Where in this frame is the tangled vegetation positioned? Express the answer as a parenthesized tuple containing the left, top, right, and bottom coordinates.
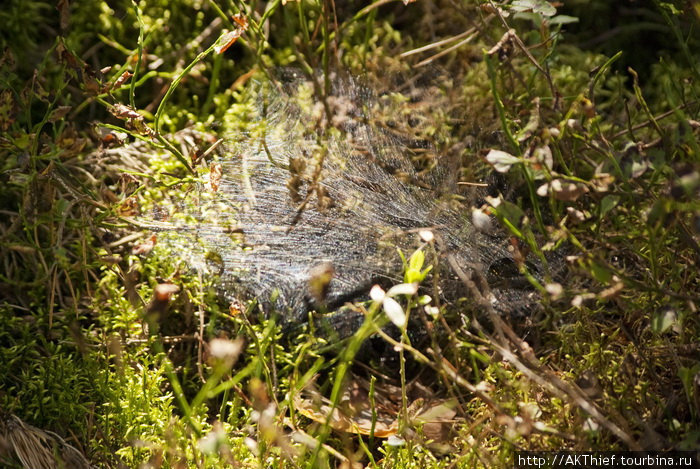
(1, 0, 699, 467)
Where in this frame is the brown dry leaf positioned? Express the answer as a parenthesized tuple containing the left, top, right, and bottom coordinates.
(599, 281, 624, 300)
(210, 162, 222, 192)
(154, 283, 180, 302)
(591, 172, 614, 192)
(215, 14, 249, 54)
(0, 412, 92, 469)
(307, 261, 335, 304)
(112, 70, 133, 90)
(127, 116, 156, 137)
(232, 13, 248, 29)
(57, 0, 70, 31)
(411, 399, 458, 443)
(110, 103, 141, 120)
(294, 376, 459, 441)
(118, 196, 140, 216)
(56, 39, 102, 95)
(228, 299, 246, 316)
(249, 377, 270, 411)
(294, 390, 399, 437)
(132, 234, 157, 255)
(215, 30, 242, 54)
(48, 106, 72, 123)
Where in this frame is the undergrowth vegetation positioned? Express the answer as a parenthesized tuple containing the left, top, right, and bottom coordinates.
(1, 0, 699, 467)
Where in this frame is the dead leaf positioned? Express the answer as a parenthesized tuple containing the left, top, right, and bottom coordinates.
(112, 70, 133, 91)
(308, 262, 335, 304)
(209, 162, 222, 192)
(215, 14, 249, 54)
(57, 0, 70, 31)
(110, 103, 141, 120)
(48, 106, 72, 123)
(591, 171, 614, 192)
(294, 375, 460, 442)
(232, 13, 248, 29)
(536, 179, 589, 201)
(599, 281, 624, 300)
(132, 234, 157, 255)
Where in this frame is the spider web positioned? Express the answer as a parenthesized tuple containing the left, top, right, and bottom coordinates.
(150, 73, 524, 328)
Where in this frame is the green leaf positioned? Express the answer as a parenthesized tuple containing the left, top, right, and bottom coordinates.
(511, 0, 557, 16)
(599, 195, 620, 218)
(493, 200, 526, 235)
(589, 260, 612, 284)
(658, 2, 682, 15)
(405, 248, 432, 283)
(549, 15, 579, 26)
(650, 308, 678, 334)
(408, 248, 424, 272)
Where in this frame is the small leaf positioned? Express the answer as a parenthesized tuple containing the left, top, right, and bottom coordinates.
(209, 162, 222, 192)
(112, 70, 133, 90)
(651, 307, 678, 334)
(532, 145, 553, 173)
(110, 103, 141, 119)
(132, 234, 157, 255)
(545, 282, 563, 299)
(387, 283, 418, 297)
(405, 249, 432, 283)
(308, 262, 335, 304)
(383, 297, 406, 328)
(485, 149, 520, 173)
(409, 249, 424, 271)
(48, 106, 72, 123)
(232, 12, 249, 29)
(215, 29, 243, 54)
(215, 14, 249, 54)
(549, 15, 579, 25)
(511, 0, 557, 16)
(494, 200, 526, 230)
(599, 195, 620, 218)
(209, 337, 244, 362)
(588, 260, 612, 284)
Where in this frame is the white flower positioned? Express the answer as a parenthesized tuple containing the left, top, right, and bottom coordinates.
(418, 229, 434, 242)
(370, 285, 386, 302)
(382, 297, 407, 328)
(370, 284, 415, 328)
(387, 283, 418, 296)
(485, 149, 520, 173)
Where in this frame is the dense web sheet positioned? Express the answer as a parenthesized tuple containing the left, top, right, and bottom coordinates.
(147, 73, 532, 330)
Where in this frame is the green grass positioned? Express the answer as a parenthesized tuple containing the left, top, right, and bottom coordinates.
(1, 0, 699, 467)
